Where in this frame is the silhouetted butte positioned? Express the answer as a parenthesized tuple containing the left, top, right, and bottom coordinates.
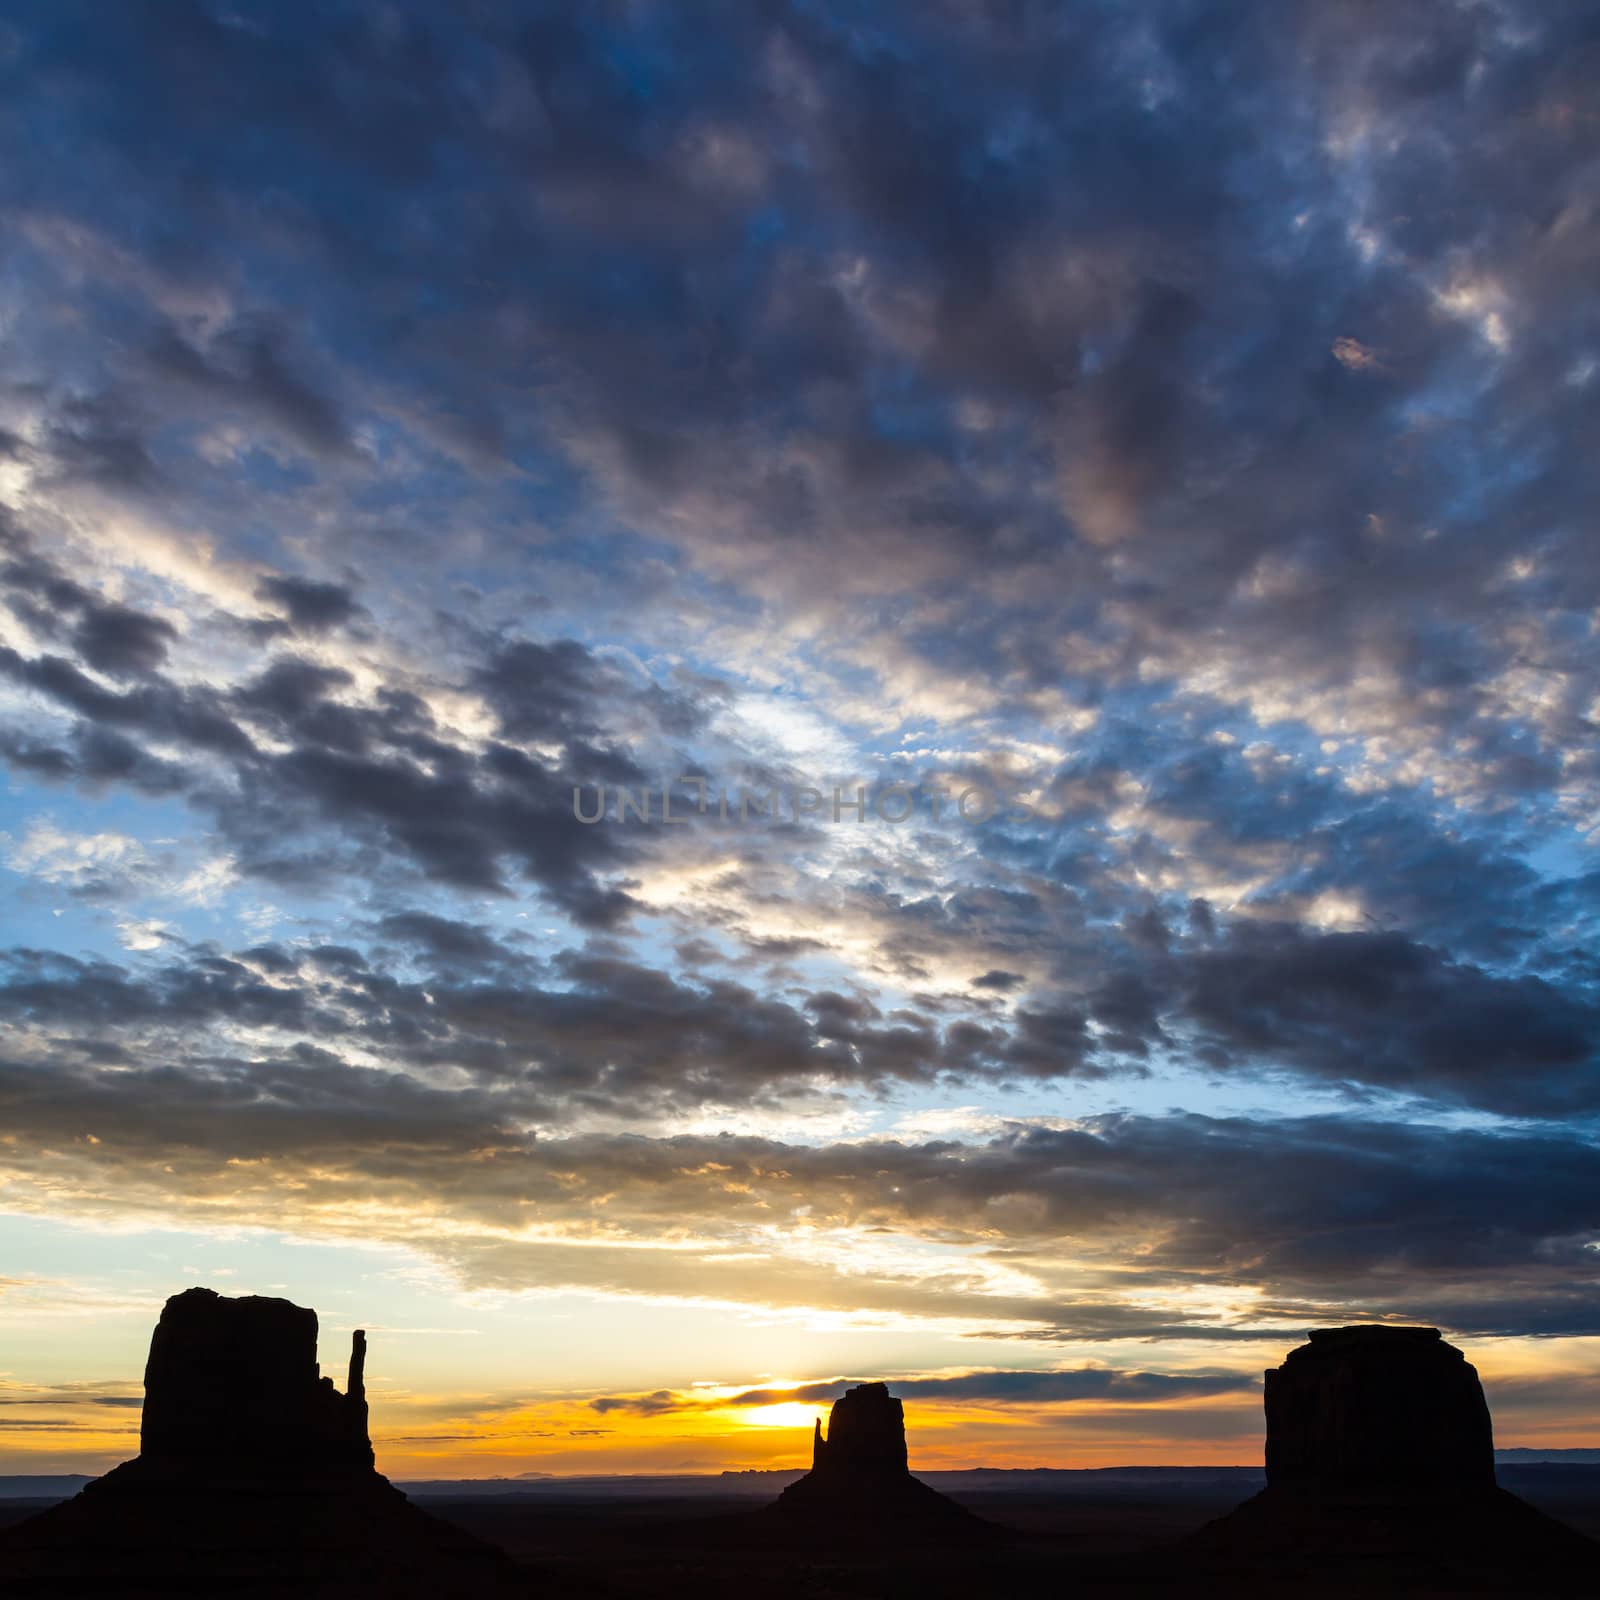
(140, 1286, 374, 1473)
(1184, 1325, 1598, 1592)
(759, 1381, 992, 1542)
(0, 1286, 512, 1597)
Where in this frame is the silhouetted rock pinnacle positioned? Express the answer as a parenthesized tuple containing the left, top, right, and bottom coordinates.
(1183, 1325, 1598, 1593)
(0, 1286, 512, 1597)
(765, 1381, 992, 1541)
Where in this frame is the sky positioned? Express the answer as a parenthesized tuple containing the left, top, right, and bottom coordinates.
(0, 0, 1597, 1479)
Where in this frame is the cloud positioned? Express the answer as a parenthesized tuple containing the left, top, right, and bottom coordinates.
(1, 522, 648, 923)
(590, 1367, 1257, 1414)
(0, 0, 1596, 1407)
(0, 997, 1597, 1340)
(145, 316, 352, 461)
(71, 604, 177, 677)
(0, 873, 1593, 1124)
(254, 574, 365, 635)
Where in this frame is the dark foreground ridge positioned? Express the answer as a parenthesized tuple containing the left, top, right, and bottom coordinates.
(1180, 1325, 1599, 1593)
(0, 1286, 514, 1598)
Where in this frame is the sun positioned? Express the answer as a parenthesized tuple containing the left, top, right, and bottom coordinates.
(735, 1402, 822, 1430)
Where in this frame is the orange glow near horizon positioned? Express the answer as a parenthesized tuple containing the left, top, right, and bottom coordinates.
(736, 1402, 822, 1430)
(7, 1338, 1600, 1482)
(0, 1391, 1270, 1478)
(366, 1395, 1274, 1478)
(8, 1390, 1600, 1481)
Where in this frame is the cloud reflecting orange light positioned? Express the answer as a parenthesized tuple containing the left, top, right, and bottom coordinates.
(7, 1345, 1600, 1480)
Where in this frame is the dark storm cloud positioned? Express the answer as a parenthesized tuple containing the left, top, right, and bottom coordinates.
(254, 574, 365, 635)
(473, 639, 620, 746)
(0, 627, 642, 924)
(0, 723, 188, 796)
(373, 911, 531, 972)
(0, 645, 256, 759)
(1172, 924, 1599, 1116)
(212, 627, 733, 922)
(2, 867, 1593, 1116)
(0, 514, 647, 923)
(0, 937, 1103, 1106)
(2, 525, 176, 677)
(225, 735, 638, 925)
(2, 1032, 1598, 1335)
(145, 316, 352, 460)
(0, 946, 335, 1033)
(1048, 723, 1581, 968)
(473, 638, 728, 752)
(232, 657, 356, 726)
(71, 604, 178, 677)
(38, 393, 163, 495)
(436, 1116, 1600, 1339)
(973, 970, 1024, 993)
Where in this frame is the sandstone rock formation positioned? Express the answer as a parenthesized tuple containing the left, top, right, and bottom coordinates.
(766, 1381, 990, 1540)
(0, 1286, 512, 1597)
(1184, 1325, 1597, 1592)
(806, 1380, 909, 1476)
(140, 1287, 375, 1473)
(1263, 1323, 1494, 1496)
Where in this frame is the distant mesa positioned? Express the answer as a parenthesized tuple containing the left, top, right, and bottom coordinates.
(0, 1286, 513, 1596)
(1184, 1325, 1599, 1589)
(761, 1381, 993, 1541)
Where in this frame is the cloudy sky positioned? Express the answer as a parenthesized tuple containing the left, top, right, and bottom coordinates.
(1, 0, 1598, 1477)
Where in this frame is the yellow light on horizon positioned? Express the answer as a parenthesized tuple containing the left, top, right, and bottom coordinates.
(736, 1402, 820, 1430)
